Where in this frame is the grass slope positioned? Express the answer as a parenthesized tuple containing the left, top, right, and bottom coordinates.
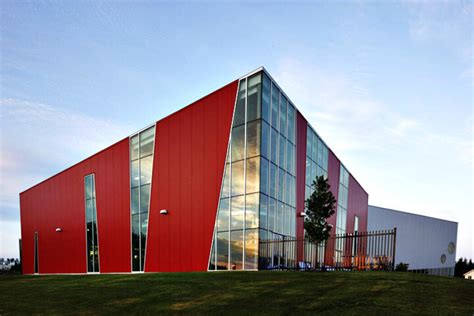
(1, 271, 473, 315)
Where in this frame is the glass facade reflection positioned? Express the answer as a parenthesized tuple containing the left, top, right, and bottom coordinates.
(130, 126, 155, 272)
(85, 174, 99, 272)
(209, 70, 297, 271)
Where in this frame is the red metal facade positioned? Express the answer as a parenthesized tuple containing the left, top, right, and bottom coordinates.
(19, 71, 369, 274)
(20, 139, 130, 274)
(145, 81, 238, 272)
(295, 111, 307, 261)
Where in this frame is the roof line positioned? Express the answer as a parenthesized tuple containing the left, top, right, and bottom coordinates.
(369, 205, 458, 224)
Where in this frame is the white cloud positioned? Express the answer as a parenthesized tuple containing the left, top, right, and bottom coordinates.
(272, 57, 473, 258)
(0, 98, 133, 257)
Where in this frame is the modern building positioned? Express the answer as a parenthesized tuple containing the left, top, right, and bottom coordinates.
(368, 205, 458, 276)
(19, 67, 369, 274)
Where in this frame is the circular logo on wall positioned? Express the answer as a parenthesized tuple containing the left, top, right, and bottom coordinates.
(448, 242, 455, 254)
(440, 254, 447, 264)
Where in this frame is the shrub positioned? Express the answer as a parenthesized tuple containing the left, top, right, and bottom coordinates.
(395, 262, 409, 272)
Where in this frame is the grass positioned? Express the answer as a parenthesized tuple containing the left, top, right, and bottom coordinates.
(1, 271, 473, 315)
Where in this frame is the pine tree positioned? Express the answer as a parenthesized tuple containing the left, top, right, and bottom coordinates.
(304, 175, 337, 243)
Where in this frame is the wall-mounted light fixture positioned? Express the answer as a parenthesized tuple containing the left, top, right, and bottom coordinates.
(56, 228, 62, 232)
(160, 209, 168, 215)
(299, 212, 306, 217)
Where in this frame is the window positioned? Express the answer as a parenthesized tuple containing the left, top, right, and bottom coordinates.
(279, 94, 287, 137)
(246, 157, 260, 194)
(246, 120, 261, 158)
(217, 199, 230, 232)
(247, 74, 261, 122)
(231, 160, 244, 196)
(130, 126, 155, 272)
(231, 125, 245, 161)
(230, 230, 243, 270)
(85, 174, 99, 273)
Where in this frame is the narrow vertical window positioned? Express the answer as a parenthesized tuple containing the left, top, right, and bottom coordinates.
(85, 174, 99, 273)
(130, 126, 155, 272)
(34, 232, 39, 274)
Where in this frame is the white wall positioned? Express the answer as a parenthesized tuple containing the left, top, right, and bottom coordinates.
(368, 205, 458, 271)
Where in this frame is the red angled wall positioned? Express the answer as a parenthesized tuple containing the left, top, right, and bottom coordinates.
(346, 175, 368, 234)
(295, 111, 307, 261)
(19, 139, 131, 274)
(145, 81, 238, 272)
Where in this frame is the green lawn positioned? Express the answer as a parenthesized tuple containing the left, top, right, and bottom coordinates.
(1, 271, 473, 315)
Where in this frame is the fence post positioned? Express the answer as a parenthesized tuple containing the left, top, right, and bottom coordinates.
(392, 227, 397, 271)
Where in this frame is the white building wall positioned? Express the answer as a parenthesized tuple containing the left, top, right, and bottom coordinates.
(368, 205, 457, 276)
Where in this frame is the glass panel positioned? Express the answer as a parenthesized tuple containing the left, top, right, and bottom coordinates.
(286, 140, 292, 173)
(86, 199, 94, 222)
(287, 104, 295, 143)
(209, 238, 216, 270)
(86, 221, 93, 272)
(285, 172, 292, 205)
(268, 198, 276, 232)
(244, 229, 258, 270)
(261, 120, 270, 159)
(230, 196, 244, 230)
(247, 74, 261, 122)
(278, 168, 285, 202)
(140, 127, 155, 158)
(279, 94, 287, 137)
(217, 198, 230, 232)
(277, 201, 284, 234)
(132, 214, 140, 271)
(317, 137, 323, 166)
(231, 160, 244, 196)
(305, 157, 311, 187)
(131, 187, 139, 214)
(140, 213, 148, 271)
(279, 135, 285, 170)
(311, 161, 317, 185)
(246, 157, 260, 194)
(231, 125, 245, 162)
(245, 193, 259, 229)
(306, 126, 312, 158)
(270, 128, 278, 164)
(259, 194, 268, 231)
(130, 135, 139, 161)
(246, 120, 260, 158)
(312, 132, 318, 162)
(230, 230, 243, 270)
(260, 157, 269, 195)
(262, 73, 270, 123)
(85, 175, 92, 199)
(323, 145, 329, 171)
(131, 160, 140, 188)
(271, 83, 279, 129)
(269, 163, 277, 198)
(140, 184, 150, 213)
(234, 80, 246, 127)
(140, 156, 153, 185)
(222, 164, 230, 198)
(217, 232, 229, 270)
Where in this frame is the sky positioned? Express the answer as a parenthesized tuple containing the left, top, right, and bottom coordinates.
(0, 1, 472, 260)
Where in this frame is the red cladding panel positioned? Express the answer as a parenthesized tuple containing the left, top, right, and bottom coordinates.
(19, 139, 131, 274)
(295, 111, 307, 262)
(145, 81, 238, 272)
(346, 175, 368, 233)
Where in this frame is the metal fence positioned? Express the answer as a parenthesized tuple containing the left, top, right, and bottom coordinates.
(259, 228, 397, 271)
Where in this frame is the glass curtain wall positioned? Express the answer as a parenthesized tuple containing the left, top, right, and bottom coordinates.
(258, 72, 297, 269)
(85, 174, 99, 272)
(208, 70, 297, 271)
(303, 127, 329, 264)
(335, 165, 349, 264)
(130, 126, 155, 272)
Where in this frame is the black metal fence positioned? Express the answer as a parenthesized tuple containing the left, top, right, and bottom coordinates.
(259, 228, 397, 271)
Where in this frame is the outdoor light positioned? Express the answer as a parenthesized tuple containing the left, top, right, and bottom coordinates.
(160, 209, 168, 215)
(55, 228, 62, 232)
(299, 212, 306, 217)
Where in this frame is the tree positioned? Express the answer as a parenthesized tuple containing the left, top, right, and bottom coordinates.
(304, 175, 337, 243)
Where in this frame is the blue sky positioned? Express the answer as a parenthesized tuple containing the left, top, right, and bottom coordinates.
(1, 1, 472, 259)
